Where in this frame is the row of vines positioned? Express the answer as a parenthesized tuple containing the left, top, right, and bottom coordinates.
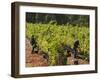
(26, 22, 89, 66)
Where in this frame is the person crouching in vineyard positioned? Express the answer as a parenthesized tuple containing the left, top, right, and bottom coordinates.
(72, 40, 80, 65)
(31, 35, 39, 54)
(73, 40, 80, 58)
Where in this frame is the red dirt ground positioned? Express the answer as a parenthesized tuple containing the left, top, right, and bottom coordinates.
(25, 38, 48, 67)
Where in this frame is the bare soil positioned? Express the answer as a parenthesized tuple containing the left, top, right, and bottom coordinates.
(26, 38, 48, 67)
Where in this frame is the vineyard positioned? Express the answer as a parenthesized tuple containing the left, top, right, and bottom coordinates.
(26, 22, 89, 66)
